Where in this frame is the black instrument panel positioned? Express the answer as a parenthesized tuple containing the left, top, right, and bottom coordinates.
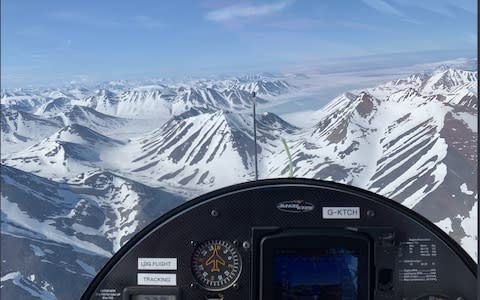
(81, 179, 477, 300)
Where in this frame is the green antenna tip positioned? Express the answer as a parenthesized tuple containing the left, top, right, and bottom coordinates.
(281, 138, 294, 177)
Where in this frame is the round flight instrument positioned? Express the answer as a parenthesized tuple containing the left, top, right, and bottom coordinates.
(191, 240, 242, 291)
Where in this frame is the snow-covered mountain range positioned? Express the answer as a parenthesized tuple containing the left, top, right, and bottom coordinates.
(1, 62, 477, 299)
(1, 165, 183, 299)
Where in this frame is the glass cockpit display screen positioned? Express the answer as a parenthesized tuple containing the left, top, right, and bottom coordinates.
(273, 249, 358, 300)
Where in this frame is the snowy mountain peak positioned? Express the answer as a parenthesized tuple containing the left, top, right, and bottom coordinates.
(234, 79, 291, 95)
(124, 108, 298, 189)
(54, 124, 123, 146)
(36, 97, 71, 115)
(392, 72, 429, 88)
(1, 107, 63, 154)
(59, 105, 129, 133)
(258, 112, 299, 133)
(423, 68, 478, 93)
(355, 92, 378, 117)
(3, 123, 123, 179)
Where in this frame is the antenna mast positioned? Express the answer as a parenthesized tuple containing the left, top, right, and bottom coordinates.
(252, 91, 258, 180)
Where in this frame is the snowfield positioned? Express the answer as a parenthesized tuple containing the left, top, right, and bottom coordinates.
(1, 59, 477, 299)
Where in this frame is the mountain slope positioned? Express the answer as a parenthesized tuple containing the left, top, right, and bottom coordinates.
(59, 105, 129, 134)
(1, 165, 184, 299)
(1, 106, 64, 155)
(2, 124, 124, 179)
(266, 68, 477, 258)
(120, 109, 299, 190)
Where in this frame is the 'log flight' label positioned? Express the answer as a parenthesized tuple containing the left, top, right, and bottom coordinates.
(138, 258, 177, 270)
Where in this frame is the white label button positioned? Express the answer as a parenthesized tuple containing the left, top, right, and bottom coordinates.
(137, 273, 177, 286)
(138, 258, 177, 270)
(323, 207, 360, 219)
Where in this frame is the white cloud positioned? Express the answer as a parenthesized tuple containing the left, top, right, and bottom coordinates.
(363, 0, 475, 20)
(49, 12, 163, 30)
(390, 0, 476, 17)
(206, 0, 292, 22)
(362, 0, 404, 17)
(361, 0, 421, 23)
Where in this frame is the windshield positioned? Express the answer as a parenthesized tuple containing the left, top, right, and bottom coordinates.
(1, 1, 477, 299)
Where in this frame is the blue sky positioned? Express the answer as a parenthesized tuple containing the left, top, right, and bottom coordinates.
(1, 0, 477, 88)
